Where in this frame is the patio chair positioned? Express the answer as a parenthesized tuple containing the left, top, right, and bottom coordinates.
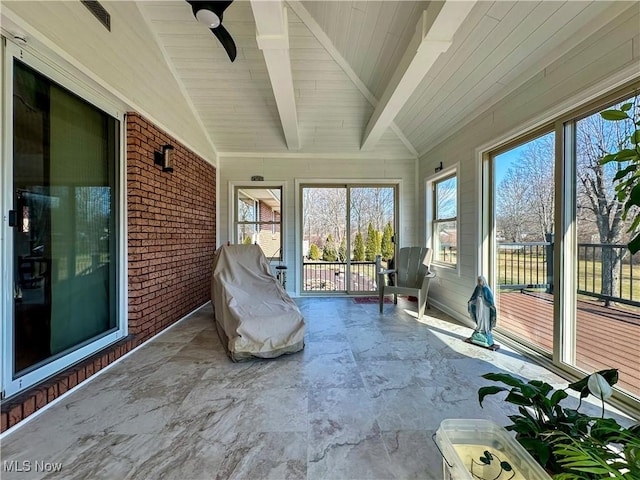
(376, 247, 436, 320)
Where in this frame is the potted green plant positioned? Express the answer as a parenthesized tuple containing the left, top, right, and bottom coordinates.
(478, 369, 640, 478)
(599, 100, 640, 253)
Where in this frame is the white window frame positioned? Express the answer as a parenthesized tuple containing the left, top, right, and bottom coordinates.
(294, 178, 402, 297)
(426, 165, 459, 273)
(229, 181, 285, 261)
(478, 82, 640, 413)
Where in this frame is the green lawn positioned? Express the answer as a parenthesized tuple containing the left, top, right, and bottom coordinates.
(498, 251, 640, 302)
(303, 254, 640, 304)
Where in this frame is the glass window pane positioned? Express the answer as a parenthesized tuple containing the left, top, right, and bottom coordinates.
(432, 175, 457, 266)
(349, 187, 395, 292)
(237, 191, 257, 222)
(301, 187, 347, 292)
(258, 236, 279, 259)
(574, 96, 640, 397)
(435, 177, 457, 219)
(13, 60, 118, 375)
(235, 187, 282, 259)
(433, 221, 457, 264)
(237, 224, 257, 245)
(493, 132, 555, 354)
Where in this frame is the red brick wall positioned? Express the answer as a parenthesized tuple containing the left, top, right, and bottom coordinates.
(259, 200, 273, 232)
(258, 201, 280, 233)
(127, 112, 216, 336)
(1, 112, 216, 432)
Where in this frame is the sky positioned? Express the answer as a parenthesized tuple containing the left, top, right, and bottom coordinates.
(494, 144, 527, 186)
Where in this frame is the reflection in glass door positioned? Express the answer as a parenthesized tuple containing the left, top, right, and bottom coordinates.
(301, 185, 396, 294)
(235, 187, 282, 260)
(10, 59, 119, 383)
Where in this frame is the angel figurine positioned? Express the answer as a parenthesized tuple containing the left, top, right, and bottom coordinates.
(467, 275, 497, 348)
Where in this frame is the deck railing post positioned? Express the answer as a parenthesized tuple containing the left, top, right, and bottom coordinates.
(545, 233, 554, 294)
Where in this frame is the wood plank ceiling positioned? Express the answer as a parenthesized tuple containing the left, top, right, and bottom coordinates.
(138, 0, 637, 159)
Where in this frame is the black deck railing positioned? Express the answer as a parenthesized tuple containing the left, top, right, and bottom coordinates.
(498, 242, 552, 290)
(576, 243, 637, 306)
(302, 261, 378, 292)
(302, 243, 638, 306)
(498, 241, 639, 307)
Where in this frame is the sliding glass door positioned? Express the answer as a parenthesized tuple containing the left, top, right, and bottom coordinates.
(3, 45, 123, 398)
(349, 186, 395, 292)
(490, 131, 555, 355)
(301, 184, 396, 294)
(571, 97, 640, 397)
(484, 88, 640, 401)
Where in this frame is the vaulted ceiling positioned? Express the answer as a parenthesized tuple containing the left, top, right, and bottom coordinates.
(3, 1, 637, 161)
(137, 0, 635, 159)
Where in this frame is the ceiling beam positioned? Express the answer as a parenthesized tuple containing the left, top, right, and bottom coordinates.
(287, 0, 418, 157)
(361, 1, 476, 151)
(250, 0, 300, 150)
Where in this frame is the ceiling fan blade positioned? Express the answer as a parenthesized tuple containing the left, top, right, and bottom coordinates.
(211, 24, 237, 62)
(186, 1, 236, 62)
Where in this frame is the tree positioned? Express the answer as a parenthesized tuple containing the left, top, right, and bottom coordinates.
(350, 187, 394, 233)
(581, 97, 639, 303)
(368, 187, 394, 232)
(381, 222, 394, 260)
(365, 223, 377, 261)
(338, 237, 347, 262)
(353, 231, 365, 261)
(496, 134, 554, 242)
(599, 98, 640, 253)
(322, 234, 338, 262)
(375, 230, 382, 258)
(497, 166, 533, 241)
(302, 187, 346, 252)
(495, 97, 638, 304)
(238, 197, 255, 222)
(522, 135, 555, 239)
(309, 243, 320, 260)
(436, 177, 457, 219)
(243, 235, 252, 245)
(349, 188, 367, 234)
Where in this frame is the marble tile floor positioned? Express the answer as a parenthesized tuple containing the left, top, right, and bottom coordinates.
(1, 297, 635, 480)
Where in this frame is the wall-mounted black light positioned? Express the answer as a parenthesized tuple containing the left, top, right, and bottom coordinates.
(155, 145, 174, 172)
(435, 161, 443, 173)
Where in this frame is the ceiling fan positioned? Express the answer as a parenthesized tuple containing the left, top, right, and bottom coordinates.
(186, 1, 237, 62)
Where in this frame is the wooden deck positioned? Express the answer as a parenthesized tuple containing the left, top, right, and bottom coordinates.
(497, 291, 640, 397)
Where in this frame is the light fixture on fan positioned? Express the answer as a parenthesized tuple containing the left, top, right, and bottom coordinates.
(187, 1, 236, 62)
(195, 6, 221, 28)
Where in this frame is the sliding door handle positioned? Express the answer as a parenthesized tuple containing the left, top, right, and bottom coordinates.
(8, 210, 18, 227)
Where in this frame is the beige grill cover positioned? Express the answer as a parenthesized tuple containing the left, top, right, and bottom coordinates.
(211, 244, 305, 361)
